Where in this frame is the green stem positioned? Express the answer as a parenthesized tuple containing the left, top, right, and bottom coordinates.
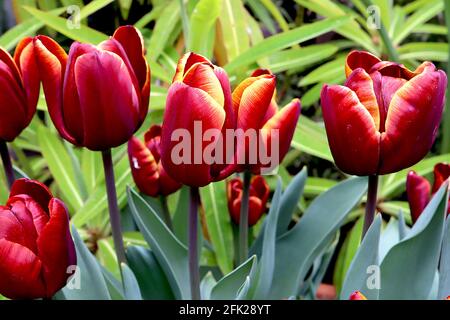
(441, 1, 450, 153)
(362, 175, 379, 239)
(160, 195, 173, 230)
(178, 0, 190, 50)
(101, 149, 127, 270)
(189, 186, 201, 300)
(0, 141, 14, 189)
(238, 171, 251, 265)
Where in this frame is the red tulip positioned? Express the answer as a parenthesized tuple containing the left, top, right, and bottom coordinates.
(0, 179, 76, 299)
(349, 291, 367, 300)
(321, 50, 447, 175)
(227, 175, 269, 226)
(0, 38, 39, 141)
(160, 52, 235, 187)
(128, 125, 181, 197)
(406, 163, 450, 223)
(33, 25, 150, 151)
(232, 69, 301, 174)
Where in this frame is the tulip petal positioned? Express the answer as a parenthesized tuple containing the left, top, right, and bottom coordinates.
(7, 196, 49, 236)
(10, 178, 52, 212)
(0, 239, 46, 299)
(432, 163, 450, 193)
(345, 50, 381, 77)
(14, 37, 39, 123)
(406, 171, 431, 224)
(345, 68, 380, 130)
(183, 63, 224, 106)
(74, 50, 140, 150)
(160, 82, 226, 187)
(235, 75, 276, 131)
(34, 35, 77, 144)
(173, 52, 210, 82)
(248, 196, 263, 226)
(0, 46, 22, 85)
(380, 69, 447, 174)
(321, 85, 380, 175)
(0, 208, 31, 247)
(37, 198, 75, 297)
(255, 99, 301, 174)
(250, 175, 270, 204)
(157, 162, 182, 196)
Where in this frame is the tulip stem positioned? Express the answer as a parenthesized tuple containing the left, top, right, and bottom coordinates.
(160, 195, 173, 230)
(362, 174, 379, 239)
(239, 171, 252, 265)
(188, 186, 201, 300)
(101, 149, 127, 268)
(0, 141, 14, 189)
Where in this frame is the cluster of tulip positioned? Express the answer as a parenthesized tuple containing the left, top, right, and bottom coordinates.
(0, 24, 447, 300)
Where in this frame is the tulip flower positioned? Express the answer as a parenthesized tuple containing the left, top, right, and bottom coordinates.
(128, 125, 181, 229)
(0, 38, 40, 188)
(129, 125, 181, 197)
(321, 50, 447, 238)
(0, 179, 76, 299)
(406, 163, 450, 223)
(349, 291, 367, 300)
(34, 25, 150, 151)
(34, 25, 151, 269)
(227, 175, 269, 227)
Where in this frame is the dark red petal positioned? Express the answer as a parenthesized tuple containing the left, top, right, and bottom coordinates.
(432, 163, 450, 193)
(250, 175, 270, 204)
(74, 50, 140, 150)
(321, 85, 380, 175)
(160, 82, 226, 187)
(406, 171, 431, 224)
(379, 69, 447, 174)
(0, 239, 46, 299)
(0, 208, 33, 248)
(37, 198, 76, 298)
(7, 195, 49, 236)
(157, 162, 182, 196)
(248, 196, 264, 227)
(10, 178, 53, 212)
(345, 50, 381, 78)
(144, 124, 162, 161)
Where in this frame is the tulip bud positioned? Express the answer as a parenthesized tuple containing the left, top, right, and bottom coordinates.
(34, 25, 150, 151)
(227, 175, 269, 226)
(321, 50, 447, 176)
(0, 179, 76, 299)
(406, 163, 450, 223)
(349, 291, 367, 300)
(0, 38, 39, 141)
(232, 69, 301, 174)
(128, 125, 181, 197)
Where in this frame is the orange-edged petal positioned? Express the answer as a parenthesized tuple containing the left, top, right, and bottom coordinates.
(37, 198, 76, 297)
(33, 35, 76, 144)
(173, 52, 210, 82)
(345, 50, 381, 77)
(254, 99, 301, 174)
(183, 62, 224, 106)
(14, 37, 39, 123)
(74, 50, 141, 150)
(406, 171, 431, 224)
(321, 84, 380, 176)
(234, 74, 276, 131)
(379, 68, 447, 174)
(160, 82, 226, 187)
(345, 68, 380, 130)
(432, 163, 450, 193)
(0, 239, 46, 299)
(349, 290, 367, 300)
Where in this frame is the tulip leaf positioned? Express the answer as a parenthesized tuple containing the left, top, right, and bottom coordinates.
(292, 117, 333, 162)
(304, 177, 337, 197)
(340, 215, 382, 300)
(200, 180, 234, 275)
(126, 246, 175, 300)
(224, 16, 350, 73)
(101, 267, 125, 300)
(37, 126, 84, 212)
(172, 186, 190, 245)
(253, 177, 282, 299)
(127, 187, 190, 299)
(59, 227, 111, 300)
(269, 176, 368, 299)
(398, 42, 448, 62)
(210, 256, 257, 300)
(379, 217, 401, 261)
(188, 0, 222, 56)
(236, 276, 251, 300)
(121, 263, 142, 300)
(379, 182, 448, 299)
(200, 272, 217, 300)
(97, 238, 120, 280)
(438, 217, 450, 300)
